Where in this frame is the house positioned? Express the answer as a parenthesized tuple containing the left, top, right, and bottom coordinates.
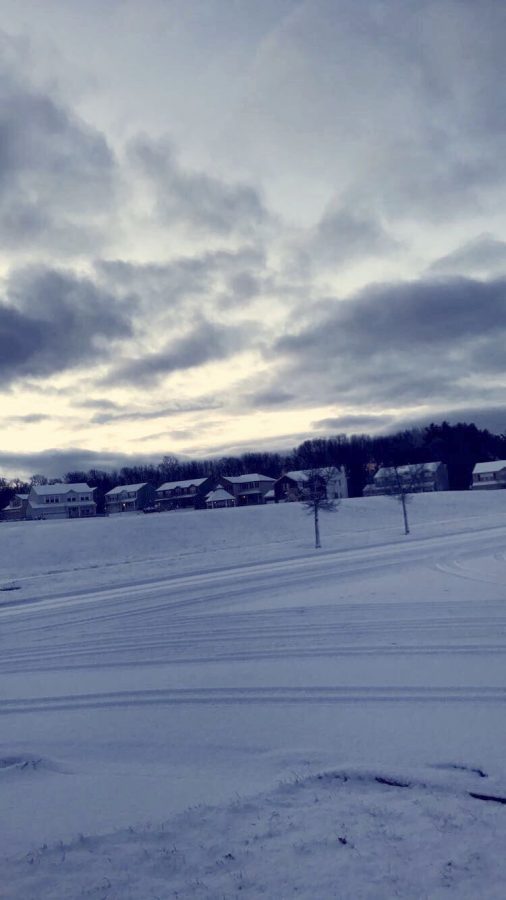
(26, 483, 96, 519)
(1, 493, 29, 522)
(363, 461, 448, 496)
(105, 483, 156, 514)
(274, 467, 348, 503)
(156, 477, 214, 511)
(205, 487, 236, 509)
(219, 473, 276, 506)
(471, 460, 506, 490)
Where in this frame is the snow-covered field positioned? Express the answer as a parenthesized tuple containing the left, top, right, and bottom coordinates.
(1, 492, 506, 898)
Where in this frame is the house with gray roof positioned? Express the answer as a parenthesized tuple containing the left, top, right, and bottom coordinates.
(156, 477, 214, 510)
(472, 460, 506, 490)
(1, 493, 29, 522)
(219, 473, 276, 506)
(26, 483, 96, 519)
(363, 462, 448, 496)
(205, 487, 236, 509)
(105, 483, 156, 514)
(274, 467, 348, 503)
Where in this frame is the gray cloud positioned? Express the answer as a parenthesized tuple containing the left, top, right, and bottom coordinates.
(430, 234, 506, 276)
(2, 413, 52, 425)
(263, 274, 506, 410)
(242, 388, 296, 409)
(0, 447, 165, 481)
(276, 276, 506, 357)
(295, 208, 398, 274)
(89, 398, 222, 425)
(227, 0, 506, 229)
(129, 136, 267, 237)
(0, 266, 134, 385)
(77, 398, 122, 412)
(0, 32, 117, 256)
(104, 318, 253, 387)
(96, 246, 266, 316)
(394, 405, 506, 436)
(313, 414, 395, 433)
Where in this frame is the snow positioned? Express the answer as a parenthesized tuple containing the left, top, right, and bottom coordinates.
(222, 473, 276, 483)
(106, 483, 148, 495)
(206, 487, 235, 502)
(29, 483, 93, 495)
(1, 491, 506, 898)
(157, 478, 209, 491)
(473, 460, 506, 474)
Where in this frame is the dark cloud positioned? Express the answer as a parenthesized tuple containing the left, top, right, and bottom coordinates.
(0, 448, 165, 481)
(264, 274, 506, 410)
(276, 276, 506, 357)
(395, 405, 506, 437)
(0, 32, 117, 256)
(129, 136, 267, 237)
(313, 414, 395, 433)
(0, 266, 134, 385)
(242, 388, 296, 409)
(104, 319, 253, 387)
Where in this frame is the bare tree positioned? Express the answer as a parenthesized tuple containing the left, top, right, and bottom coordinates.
(302, 466, 340, 549)
(376, 464, 428, 535)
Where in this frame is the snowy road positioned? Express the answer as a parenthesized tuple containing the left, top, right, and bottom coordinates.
(1, 497, 506, 896)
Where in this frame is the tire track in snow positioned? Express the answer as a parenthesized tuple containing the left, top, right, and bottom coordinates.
(2, 684, 506, 716)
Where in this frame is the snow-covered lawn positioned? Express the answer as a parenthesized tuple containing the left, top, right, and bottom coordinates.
(1, 492, 506, 898)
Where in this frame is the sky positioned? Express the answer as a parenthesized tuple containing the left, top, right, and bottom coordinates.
(1, 0, 506, 478)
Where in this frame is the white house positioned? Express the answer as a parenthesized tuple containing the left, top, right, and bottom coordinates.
(363, 462, 449, 496)
(274, 467, 348, 503)
(472, 460, 506, 490)
(26, 483, 96, 519)
(205, 488, 236, 509)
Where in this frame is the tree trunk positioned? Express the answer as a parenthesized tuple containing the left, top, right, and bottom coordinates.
(401, 493, 410, 535)
(314, 503, 321, 548)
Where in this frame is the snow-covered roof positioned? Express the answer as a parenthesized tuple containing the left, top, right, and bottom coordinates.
(279, 468, 342, 483)
(375, 462, 441, 479)
(222, 473, 275, 484)
(31, 483, 93, 495)
(473, 460, 506, 474)
(2, 494, 29, 511)
(206, 488, 235, 503)
(280, 470, 309, 483)
(106, 483, 147, 496)
(157, 478, 208, 492)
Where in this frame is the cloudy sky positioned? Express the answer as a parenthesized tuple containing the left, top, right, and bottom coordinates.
(1, 0, 506, 477)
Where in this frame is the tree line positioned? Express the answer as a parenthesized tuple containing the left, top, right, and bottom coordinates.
(1, 420, 505, 514)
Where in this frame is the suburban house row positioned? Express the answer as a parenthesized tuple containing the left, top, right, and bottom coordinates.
(1, 467, 349, 521)
(3, 460, 506, 522)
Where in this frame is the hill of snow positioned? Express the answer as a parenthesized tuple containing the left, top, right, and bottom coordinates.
(1, 491, 506, 897)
